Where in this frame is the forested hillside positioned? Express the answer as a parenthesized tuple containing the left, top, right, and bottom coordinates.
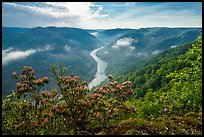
(2, 27, 201, 97)
(114, 41, 195, 98)
(113, 35, 202, 118)
(2, 35, 202, 135)
(96, 28, 201, 76)
(2, 27, 104, 96)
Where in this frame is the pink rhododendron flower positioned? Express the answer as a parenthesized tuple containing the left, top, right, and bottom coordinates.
(11, 72, 17, 78)
(16, 82, 21, 87)
(73, 76, 79, 79)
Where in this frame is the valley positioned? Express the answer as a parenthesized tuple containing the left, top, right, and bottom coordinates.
(2, 27, 202, 135)
(2, 2, 202, 135)
(2, 27, 202, 96)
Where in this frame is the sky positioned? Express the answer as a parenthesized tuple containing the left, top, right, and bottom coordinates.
(2, 2, 202, 29)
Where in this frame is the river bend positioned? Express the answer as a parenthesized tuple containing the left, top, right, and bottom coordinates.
(88, 47, 107, 89)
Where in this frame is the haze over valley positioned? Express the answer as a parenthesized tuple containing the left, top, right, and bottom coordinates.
(2, 26, 201, 96)
(2, 2, 202, 135)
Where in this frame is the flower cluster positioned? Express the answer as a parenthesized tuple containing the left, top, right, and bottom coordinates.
(60, 75, 88, 98)
(11, 72, 18, 79)
(90, 93, 103, 99)
(87, 76, 136, 126)
(34, 77, 49, 86)
(59, 76, 79, 85)
(94, 111, 102, 119)
(42, 91, 52, 97)
(6, 65, 136, 135)
(11, 66, 49, 96)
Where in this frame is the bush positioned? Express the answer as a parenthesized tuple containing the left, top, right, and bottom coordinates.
(2, 64, 136, 135)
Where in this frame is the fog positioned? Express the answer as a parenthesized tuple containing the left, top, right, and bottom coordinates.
(2, 44, 53, 65)
(112, 37, 135, 50)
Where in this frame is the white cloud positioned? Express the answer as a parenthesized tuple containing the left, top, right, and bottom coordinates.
(90, 32, 98, 37)
(3, 2, 201, 29)
(44, 2, 108, 18)
(44, 44, 54, 51)
(64, 45, 72, 52)
(171, 45, 178, 48)
(4, 2, 109, 28)
(137, 52, 148, 56)
(2, 47, 13, 55)
(5, 2, 78, 18)
(2, 44, 54, 65)
(152, 50, 162, 55)
(34, 44, 54, 52)
(2, 48, 37, 65)
(104, 51, 109, 54)
(112, 37, 135, 50)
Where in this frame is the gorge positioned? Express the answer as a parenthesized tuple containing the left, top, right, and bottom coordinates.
(88, 46, 108, 89)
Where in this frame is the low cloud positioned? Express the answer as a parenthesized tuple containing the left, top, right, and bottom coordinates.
(137, 52, 148, 57)
(90, 32, 98, 37)
(170, 45, 178, 48)
(2, 48, 37, 65)
(112, 37, 135, 50)
(152, 49, 162, 55)
(64, 45, 72, 52)
(2, 47, 14, 55)
(2, 44, 54, 65)
(44, 44, 54, 51)
(36, 44, 54, 52)
(64, 45, 76, 52)
(104, 51, 109, 54)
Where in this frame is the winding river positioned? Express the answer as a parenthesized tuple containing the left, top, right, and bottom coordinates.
(88, 47, 107, 89)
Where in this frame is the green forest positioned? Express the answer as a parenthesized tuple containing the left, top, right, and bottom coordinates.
(2, 35, 202, 135)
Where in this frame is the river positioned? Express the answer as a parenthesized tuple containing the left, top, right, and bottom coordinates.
(88, 47, 107, 89)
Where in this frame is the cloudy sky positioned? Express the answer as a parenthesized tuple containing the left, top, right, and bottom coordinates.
(2, 2, 202, 29)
